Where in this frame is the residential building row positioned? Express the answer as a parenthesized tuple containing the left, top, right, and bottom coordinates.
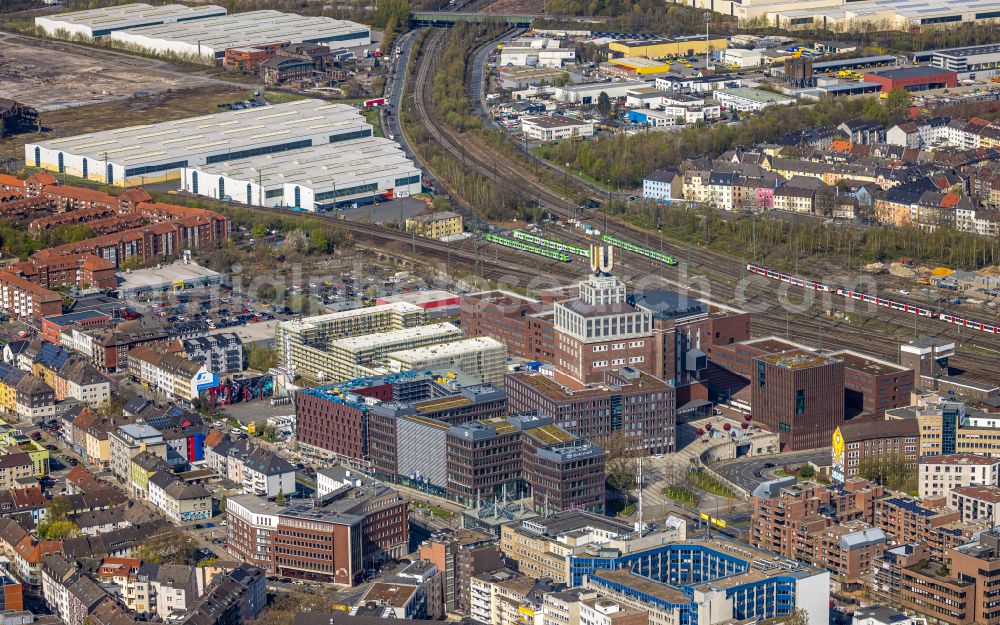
(0, 176, 229, 321)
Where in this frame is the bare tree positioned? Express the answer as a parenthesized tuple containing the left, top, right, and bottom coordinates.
(598, 430, 648, 500)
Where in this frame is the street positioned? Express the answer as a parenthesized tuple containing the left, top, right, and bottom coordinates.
(714, 449, 833, 493)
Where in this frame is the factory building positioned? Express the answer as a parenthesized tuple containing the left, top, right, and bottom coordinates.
(520, 116, 595, 141)
(931, 44, 1000, 79)
(552, 81, 648, 104)
(605, 57, 672, 76)
(608, 35, 728, 60)
(34, 3, 226, 40)
(499, 38, 576, 68)
(714, 88, 796, 111)
(26, 100, 379, 187)
(680, 0, 1000, 32)
(180, 137, 421, 210)
(106, 10, 369, 63)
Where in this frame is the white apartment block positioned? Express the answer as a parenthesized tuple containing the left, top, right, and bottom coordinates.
(919, 453, 1000, 499)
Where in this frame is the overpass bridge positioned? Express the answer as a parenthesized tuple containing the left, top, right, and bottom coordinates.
(409, 11, 537, 26)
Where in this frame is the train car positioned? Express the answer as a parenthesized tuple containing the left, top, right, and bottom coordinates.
(837, 289, 935, 317)
(483, 233, 570, 262)
(601, 234, 678, 265)
(939, 313, 999, 333)
(511, 230, 590, 257)
(747, 263, 830, 291)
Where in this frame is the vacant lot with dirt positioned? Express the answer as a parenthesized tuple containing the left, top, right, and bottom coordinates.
(0, 34, 222, 111)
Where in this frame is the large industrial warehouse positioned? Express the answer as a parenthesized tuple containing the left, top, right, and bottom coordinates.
(25, 99, 382, 187)
(34, 3, 226, 39)
(106, 10, 370, 62)
(179, 137, 422, 211)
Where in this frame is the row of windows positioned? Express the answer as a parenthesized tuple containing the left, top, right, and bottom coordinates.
(330, 129, 372, 143)
(308, 30, 370, 43)
(396, 175, 420, 187)
(315, 182, 379, 201)
(206, 139, 313, 164)
(125, 159, 189, 178)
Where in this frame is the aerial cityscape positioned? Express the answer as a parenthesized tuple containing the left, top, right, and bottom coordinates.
(2, 1, 1000, 625)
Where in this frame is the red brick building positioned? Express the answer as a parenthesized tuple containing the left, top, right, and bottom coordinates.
(864, 66, 958, 93)
(228, 474, 408, 585)
(750, 477, 886, 587)
(14, 252, 116, 290)
(750, 348, 845, 451)
(832, 416, 919, 480)
(462, 272, 748, 389)
(40, 185, 117, 212)
(828, 350, 914, 416)
(0, 271, 62, 321)
(40, 311, 110, 345)
(460, 290, 555, 363)
(876, 494, 982, 560)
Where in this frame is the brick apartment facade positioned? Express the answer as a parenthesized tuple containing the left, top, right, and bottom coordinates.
(0, 272, 62, 321)
(750, 477, 886, 585)
(876, 495, 983, 560)
(896, 532, 1000, 625)
(832, 417, 919, 480)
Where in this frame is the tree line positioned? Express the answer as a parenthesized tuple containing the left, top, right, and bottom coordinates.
(607, 201, 1000, 270)
(403, 27, 545, 223)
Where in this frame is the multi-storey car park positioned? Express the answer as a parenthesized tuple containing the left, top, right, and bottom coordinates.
(25, 100, 418, 198)
(34, 3, 227, 40)
(179, 138, 422, 211)
(104, 10, 369, 63)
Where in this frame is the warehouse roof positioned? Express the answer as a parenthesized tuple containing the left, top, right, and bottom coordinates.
(33, 100, 366, 169)
(190, 137, 417, 200)
(717, 88, 794, 104)
(867, 65, 956, 79)
(932, 44, 1000, 59)
(611, 57, 670, 69)
(523, 115, 592, 128)
(109, 10, 368, 54)
(36, 3, 225, 35)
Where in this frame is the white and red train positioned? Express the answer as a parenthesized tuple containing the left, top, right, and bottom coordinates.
(746, 262, 1000, 335)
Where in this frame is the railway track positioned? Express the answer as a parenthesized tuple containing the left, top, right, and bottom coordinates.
(402, 29, 1000, 383)
(245, 202, 579, 283)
